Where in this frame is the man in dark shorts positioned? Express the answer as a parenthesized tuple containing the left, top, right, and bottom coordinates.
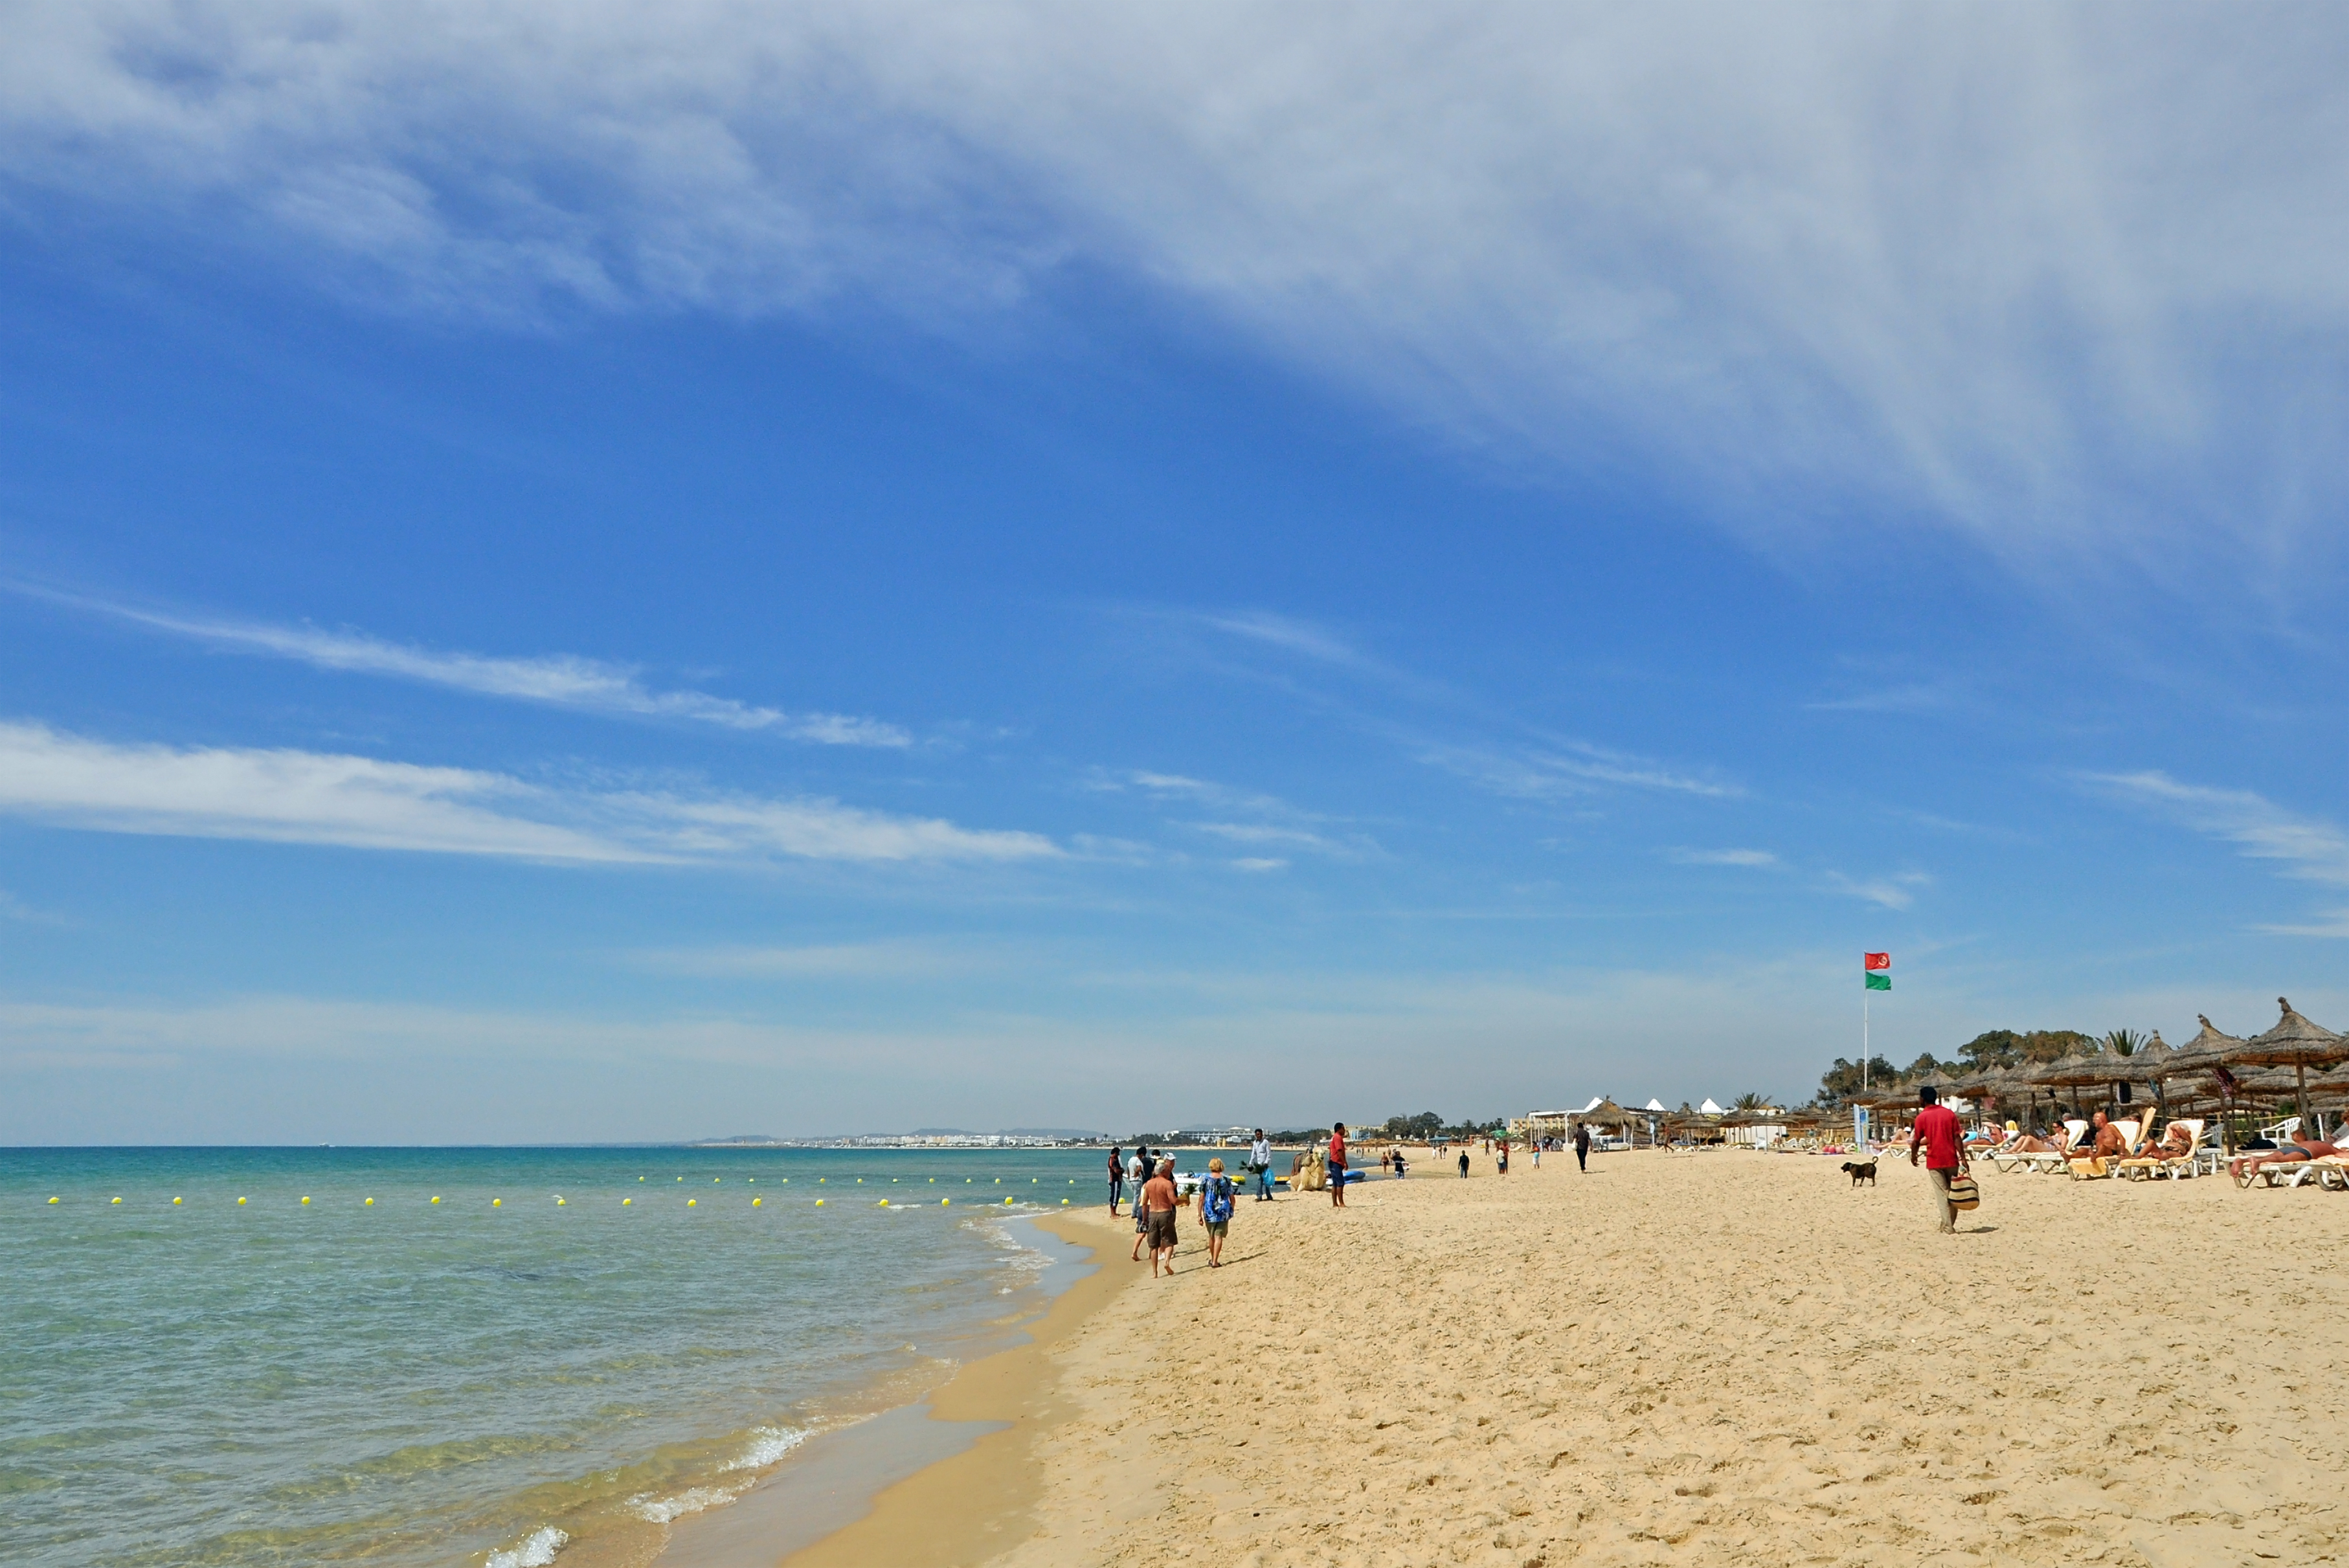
(1107, 1146, 1125, 1214)
(1141, 1158, 1179, 1276)
(1327, 1123, 1349, 1207)
(1457, 1147, 1470, 1177)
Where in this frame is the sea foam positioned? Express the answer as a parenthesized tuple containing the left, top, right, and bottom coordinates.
(484, 1525, 566, 1568)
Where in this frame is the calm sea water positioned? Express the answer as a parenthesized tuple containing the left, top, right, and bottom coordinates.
(0, 1145, 1117, 1568)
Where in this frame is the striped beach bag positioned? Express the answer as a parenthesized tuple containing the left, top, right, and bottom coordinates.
(1946, 1173, 1981, 1211)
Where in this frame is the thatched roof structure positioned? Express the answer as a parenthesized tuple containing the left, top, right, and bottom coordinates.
(2022, 1041, 2122, 1090)
(1575, 1099, 1637, 1126)
(2234, 999, 2348, 1117)
(2162, 1014, 2249, 1076)
(2107, 1031, 2182, 1084)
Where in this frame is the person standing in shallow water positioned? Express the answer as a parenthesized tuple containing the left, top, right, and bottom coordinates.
(1909, 1084, 1967, 1234)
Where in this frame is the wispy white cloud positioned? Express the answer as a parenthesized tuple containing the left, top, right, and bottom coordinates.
(1825, 871, 1931, 910)
(1804, 683, 1960, 715)
(1670, 847, 1779, 868)
(2088, 770, 2349, 888)
(25, 588, 909, 745)
(1417, 739, 1740, 801)
(1230, 858, 1288, 873)
(5, 8, 2341, 579)
(633, 941, 982, 978)
(0, 721, 1055, 866)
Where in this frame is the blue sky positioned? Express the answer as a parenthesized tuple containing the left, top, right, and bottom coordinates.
(4, 5, 2348, 1141)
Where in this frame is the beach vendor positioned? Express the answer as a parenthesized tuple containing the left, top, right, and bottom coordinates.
(1908, 1084, 1967, 1235)
(1198, 1157, 1236, 1268)
(1327, 1123, 1349, 1207)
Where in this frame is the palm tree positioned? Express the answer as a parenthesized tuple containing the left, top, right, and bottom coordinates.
(1732, 1092, 1772, 1111)
(2102, 1027, 2146, 1057)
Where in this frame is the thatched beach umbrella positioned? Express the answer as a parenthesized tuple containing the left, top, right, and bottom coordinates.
(2023, 1042, 2122, 1114)
(2102, 1031, 2179, 1117)
(2161, 1014, 2249, 1077)
(2232, 998, 2348, 1124)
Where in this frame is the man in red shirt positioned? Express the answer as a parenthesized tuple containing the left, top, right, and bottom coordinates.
(1908, 1085, 1967, 1234)
(1326, 1123, 1348, 1207)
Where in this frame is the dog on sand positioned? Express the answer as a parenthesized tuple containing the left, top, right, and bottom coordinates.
(1840, 1159, 1878, 1187)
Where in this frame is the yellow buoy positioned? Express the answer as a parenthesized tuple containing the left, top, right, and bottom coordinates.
(431, 1196, 441, 1204)
(688, 1198, 697, 1207)
(1003, 1196, 1013, 1205)
(492, 1198, 502, 1207)
(928, 1178, 935, 1183)
(815, 1198, 824, 1205)
(878, 1198, 888, 1206)
(752, 1197, 762, 1207)
(941, 1198, 950, 1205)
(856, 1178, 862, 1183)
(714, 1178, 720, 1183)
(994, 1178, 1000, 1184)
(1062, 1198, 1070, 1205)
(111, 1196, 122, 1205)
(237, 1196, 247, 1206)
(624, 1197, 633, 1205)
(48, 1196, 60, 1204)
(640, 1176, 646, 1182)
(173, 1196, 183, 1205)
(363, 1197, 374, 1207)
(298, 1196, 309, 1206)
(555, 1197, 566, 1205)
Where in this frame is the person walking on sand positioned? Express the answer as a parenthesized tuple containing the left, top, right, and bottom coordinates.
(1142, 1158, 1180, 1277)
(1573, 1121, 1590, 1172)
(1457, 1147, 1470, 1178)
(1250, 1129, 1274, 1201)
(1909, 1084, 1968, 1235)
(1107, 1145, 1125, 1215)
(1198, 1157, 1236, 1267)
(1496, 1137, 1509, 1176)
(1327, 1123, 1349, 1207)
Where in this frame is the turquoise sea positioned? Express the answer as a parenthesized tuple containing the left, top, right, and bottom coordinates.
(0, 1146, 1114, 1568)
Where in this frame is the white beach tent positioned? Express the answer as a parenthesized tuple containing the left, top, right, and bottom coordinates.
(1700, 1097, 1725, 1114)
(1645, 1098, 1665, 1147)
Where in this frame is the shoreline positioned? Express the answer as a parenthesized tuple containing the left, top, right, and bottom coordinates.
(654, 1208, 1135, 1568)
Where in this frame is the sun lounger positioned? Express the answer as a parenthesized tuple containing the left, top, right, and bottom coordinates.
(2009, 1119, 2091, 1174)
(2117, 1119, 2205, 1180)
(2069, 1118, 2145, 1179)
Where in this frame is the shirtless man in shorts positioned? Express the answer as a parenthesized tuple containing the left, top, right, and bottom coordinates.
(1141, 1158, 1180, 1277)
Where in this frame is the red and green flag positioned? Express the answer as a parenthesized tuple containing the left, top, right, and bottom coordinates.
(1864, 952, 1891, 991)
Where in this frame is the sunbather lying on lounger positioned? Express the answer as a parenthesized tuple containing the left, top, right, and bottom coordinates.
(2230, 1133, 2343, 1182)
(2145, 1121, 2196, 1160)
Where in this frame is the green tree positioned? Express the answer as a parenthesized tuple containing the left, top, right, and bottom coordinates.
(2102, 1028, 2145, 1057)
(1817, 1056, 1898, 1104)
(1732, 1092, 1772, 1111)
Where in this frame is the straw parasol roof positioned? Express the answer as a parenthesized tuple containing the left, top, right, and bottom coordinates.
(2023, 1040, 2120, 1090)
(2162, 1014, 2249, 1076)
(1575, 1099, 1637, 1125)
(2107, 1031, 2180, 1084)
(2234, 998, 2348, 1119)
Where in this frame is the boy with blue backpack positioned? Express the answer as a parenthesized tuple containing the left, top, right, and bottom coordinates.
(1199, 1157, 1237, 1268)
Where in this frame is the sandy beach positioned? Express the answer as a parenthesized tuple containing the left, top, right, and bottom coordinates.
(753, 1144, 2347, 1567)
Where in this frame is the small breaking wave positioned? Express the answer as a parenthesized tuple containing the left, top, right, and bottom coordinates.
(485, 1525, 567, 1568)
(725, 1425, 807, 1471)
(630, 1424, 811, 1524)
